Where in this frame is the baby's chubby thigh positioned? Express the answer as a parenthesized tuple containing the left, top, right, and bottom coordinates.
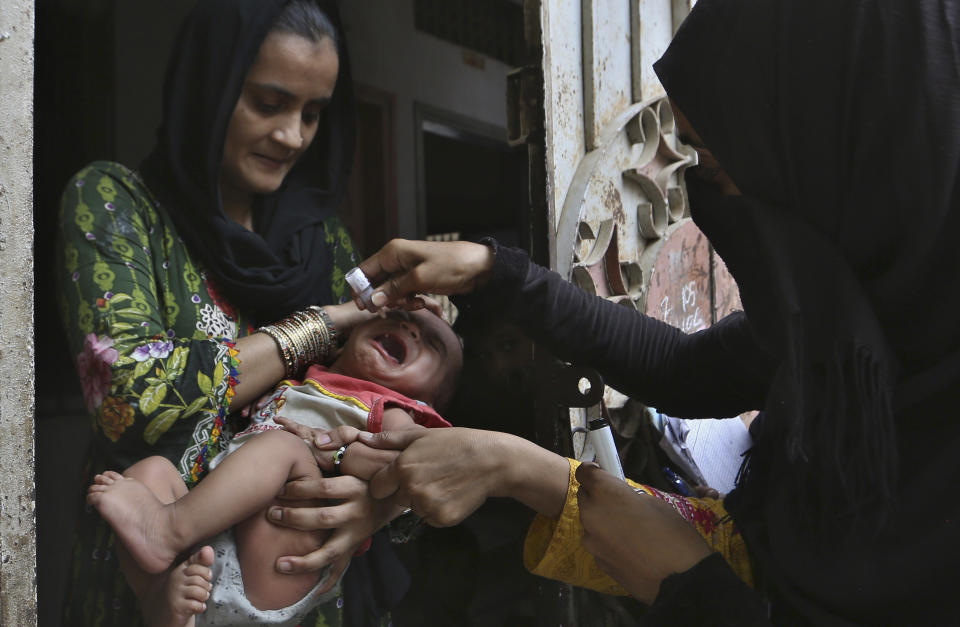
(234, 430, 333, 611)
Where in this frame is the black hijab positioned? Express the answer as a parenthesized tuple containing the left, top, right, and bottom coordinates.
(656, 0, 960, 622)
(141, 0, 355, 324)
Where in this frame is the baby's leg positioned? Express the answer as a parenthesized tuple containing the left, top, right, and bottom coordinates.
(234, 433, 332, 610)
(88, 457, 193, 573)
(90, 457, 213, 627)
(89, 429, 325, 575)
(137, 546, 215, 627)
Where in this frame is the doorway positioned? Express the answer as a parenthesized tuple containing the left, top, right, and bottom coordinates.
(415, 103, 527, 246)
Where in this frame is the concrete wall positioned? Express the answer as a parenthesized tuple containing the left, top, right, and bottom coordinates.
(0, 0, 37, 624)
(342, 0, 512, 237)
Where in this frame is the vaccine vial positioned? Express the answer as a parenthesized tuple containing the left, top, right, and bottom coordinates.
(345, 267, 378, 311)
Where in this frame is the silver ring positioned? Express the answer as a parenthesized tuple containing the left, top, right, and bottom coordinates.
(333, 445, 348, 475)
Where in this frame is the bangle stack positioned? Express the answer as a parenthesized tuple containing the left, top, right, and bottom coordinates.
(258, 306, 340, 378)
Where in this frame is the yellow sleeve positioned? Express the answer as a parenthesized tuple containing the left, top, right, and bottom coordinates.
(522, 458, 629, 595)
(523, 459, 755, 593)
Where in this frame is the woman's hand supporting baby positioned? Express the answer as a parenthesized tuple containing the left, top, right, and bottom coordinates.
(267, 421, 404, 580)
(269, 473, 403, 583)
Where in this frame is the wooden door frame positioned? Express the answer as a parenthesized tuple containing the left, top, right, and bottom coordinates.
(345, 83, 399, 255)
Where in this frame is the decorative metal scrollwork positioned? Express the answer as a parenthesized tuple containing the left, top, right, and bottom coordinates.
(555, 97, 743, 455)
(555, 97, 697, 448)
(558, 96, 697, 317)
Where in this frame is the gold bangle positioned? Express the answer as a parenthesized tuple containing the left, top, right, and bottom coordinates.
(260, 306, 343, 378)
(311, 306, 340, 350)
(277, 318, 306, 376)
(258, 324, 296, 378)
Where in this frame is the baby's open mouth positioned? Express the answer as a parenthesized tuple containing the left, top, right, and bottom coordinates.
(375, 334, 406, 364)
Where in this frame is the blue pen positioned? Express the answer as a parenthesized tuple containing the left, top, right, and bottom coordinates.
(661, 466, 695, 497)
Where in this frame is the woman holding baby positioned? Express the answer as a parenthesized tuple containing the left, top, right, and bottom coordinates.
(56, 1, 397, 625)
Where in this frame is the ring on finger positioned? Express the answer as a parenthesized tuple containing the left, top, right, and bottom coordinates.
(333, 445, 348, 476)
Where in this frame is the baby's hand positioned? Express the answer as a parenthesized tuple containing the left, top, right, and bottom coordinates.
(273, 415, 316, 443)
(237, 389, 275, 420)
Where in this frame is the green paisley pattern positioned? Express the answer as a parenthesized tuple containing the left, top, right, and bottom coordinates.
(57, 161, 359, 627)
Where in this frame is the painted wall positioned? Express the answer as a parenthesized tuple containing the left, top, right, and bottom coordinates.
(0, 0, 37, 623)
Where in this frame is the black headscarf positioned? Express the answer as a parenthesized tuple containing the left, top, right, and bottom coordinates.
(656, 0, 960, 622)
(141, 0, 356, 324)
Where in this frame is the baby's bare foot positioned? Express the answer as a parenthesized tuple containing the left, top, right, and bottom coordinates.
(144, 546, 214, 627)
(87, 471, 180, 574)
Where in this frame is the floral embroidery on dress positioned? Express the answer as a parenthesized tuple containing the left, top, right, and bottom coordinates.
(131, 340, 174, 362)
(196, 303, 236, 339)
(77, 333, 119, 413)
(183, 340, 241, 484)
(99, 396, 136, 441)
(640, 485, 722, 534)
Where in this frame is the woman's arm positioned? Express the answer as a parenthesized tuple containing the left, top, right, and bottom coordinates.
(575, 463, 712, 601)
(231, 302, 372, 408)
(341, 425, 766, 621)
(358, 239, 774, 417)
(577, 465, 770, 623)
(462, 242, 774, 417)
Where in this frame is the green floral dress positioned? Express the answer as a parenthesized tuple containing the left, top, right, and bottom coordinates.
(57, 161, 357, 626)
